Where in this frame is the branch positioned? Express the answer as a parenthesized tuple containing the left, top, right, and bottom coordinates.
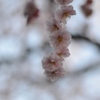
(72, 35, 100, 50)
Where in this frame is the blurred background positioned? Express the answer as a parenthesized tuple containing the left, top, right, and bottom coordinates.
(0, 0, 100, 100)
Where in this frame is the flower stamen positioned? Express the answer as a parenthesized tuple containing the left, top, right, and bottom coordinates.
(53, 24, 59, 31)
(63, 12, 69, 18)
(58, 36, 63, 42)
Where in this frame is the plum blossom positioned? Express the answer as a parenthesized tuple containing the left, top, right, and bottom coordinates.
(44, 68, 65, 82)
(54, 0, 73, 5)
(56, 5, 76, 22)
(42, 53, 63, 72)
(46, 18, 62, 33)
(24, 1, 39, 24)
(49, 29, 71, 49)
(42, 0, 76, 82)
(55, 47, 70, 60)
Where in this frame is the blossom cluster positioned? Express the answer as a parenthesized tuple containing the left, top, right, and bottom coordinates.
(42, 0, 76, 82)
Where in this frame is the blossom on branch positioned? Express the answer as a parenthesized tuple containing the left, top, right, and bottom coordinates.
(56, 5, 76, 22)
(24, 1, 39, 24)
(42, 53, 63, 72)
(42, 0, 76, 82)
(49, 29, 71, 49)
(44, 67, 65, 82)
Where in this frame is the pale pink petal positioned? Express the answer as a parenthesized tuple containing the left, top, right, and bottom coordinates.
(54, 0, 73, 5)
(55, 47, 70, 60)
(46, 18, 61, 33)
(60, 5, 76, 15)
